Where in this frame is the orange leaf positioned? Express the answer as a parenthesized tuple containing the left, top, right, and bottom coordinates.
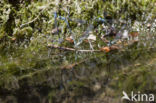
(100, 47, 110, 53)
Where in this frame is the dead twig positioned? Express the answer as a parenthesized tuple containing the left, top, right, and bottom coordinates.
(48, 44, 101, 52)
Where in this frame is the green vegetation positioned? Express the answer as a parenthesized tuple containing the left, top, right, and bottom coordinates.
(0, 0, 156, 103)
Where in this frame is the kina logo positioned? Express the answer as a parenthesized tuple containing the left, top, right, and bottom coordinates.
(121, 91, 155, 102)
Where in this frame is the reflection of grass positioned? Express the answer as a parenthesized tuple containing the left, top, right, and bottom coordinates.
(0, 39, 156, 102)
(103, 50, 156, 103)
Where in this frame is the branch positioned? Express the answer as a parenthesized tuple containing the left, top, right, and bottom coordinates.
(47, 44, 101, 52)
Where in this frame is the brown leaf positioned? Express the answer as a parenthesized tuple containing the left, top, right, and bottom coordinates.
(110, 45, 119, 50)
(65, 37, 74, 43)
(129, 32, 139, 37)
